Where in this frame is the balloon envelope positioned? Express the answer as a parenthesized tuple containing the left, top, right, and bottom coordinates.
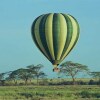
(31, 13, 80, 67)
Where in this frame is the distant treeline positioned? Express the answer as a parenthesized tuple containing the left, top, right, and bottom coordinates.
(0, 61, 100, 86)
(0, 78, 100, 86)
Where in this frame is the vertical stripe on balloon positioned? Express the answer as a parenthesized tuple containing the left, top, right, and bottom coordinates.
(45, 13, 55, 60)
(61, 14, 78, 60)
(39, 14, 53, 61)
(60, 14, 73, 60)
(34, 15, 51, 60)
(31, 15, 51, 60)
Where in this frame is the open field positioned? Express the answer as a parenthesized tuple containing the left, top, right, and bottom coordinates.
(0, 85, 100, 100)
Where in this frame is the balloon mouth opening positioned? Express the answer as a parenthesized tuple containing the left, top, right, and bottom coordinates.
(52, 60, 61, 65)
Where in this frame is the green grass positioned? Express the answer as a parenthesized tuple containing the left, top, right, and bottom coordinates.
(0, 85, 100, 100)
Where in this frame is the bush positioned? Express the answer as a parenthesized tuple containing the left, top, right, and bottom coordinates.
(61, 81, 73, 85)
(80, 90, 91, 98)
(77, 80, 87, 85)
(88, 79, 95, 85)
(93, 92, 100, 98)
(18, 92, 33, 98)
(97, 80, 100, 85)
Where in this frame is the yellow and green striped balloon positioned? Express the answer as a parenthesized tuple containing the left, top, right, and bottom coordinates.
(31, 13, 80, 70)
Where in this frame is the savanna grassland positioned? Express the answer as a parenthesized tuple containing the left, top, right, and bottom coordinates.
(0, 62, 100, 100)
(0, 85, 100, 100)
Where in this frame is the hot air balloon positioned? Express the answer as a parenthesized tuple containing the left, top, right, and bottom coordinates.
(31, 13, 80, 72)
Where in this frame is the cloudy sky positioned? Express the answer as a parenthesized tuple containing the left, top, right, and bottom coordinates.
(0, 0, 100, 78)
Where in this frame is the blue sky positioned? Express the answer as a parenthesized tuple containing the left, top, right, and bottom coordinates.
(0, 0, 100, 78)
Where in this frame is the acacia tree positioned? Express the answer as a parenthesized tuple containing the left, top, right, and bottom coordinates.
(16, 68, 33, 85)
(7, 71, 18, 85)
(8, 68, 33, 85)
(27, 64, 46, 85)
(90, 72, 100, 85)
(59, 61, 89, 85)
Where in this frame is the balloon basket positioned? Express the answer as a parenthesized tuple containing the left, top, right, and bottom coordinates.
(53, 67, 60, 72)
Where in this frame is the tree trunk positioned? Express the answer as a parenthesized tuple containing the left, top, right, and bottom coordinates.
(25, 79, 28, 85)
(72, 76, 75, 85)
(14, 79, 17, 85)
(37, 76, 39, 85)
(29, 79, 31, 84)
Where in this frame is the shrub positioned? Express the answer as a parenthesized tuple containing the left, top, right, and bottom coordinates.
(97, 80, 100, 85)
(80, 90, 91, 98)
(18, 92, 33, 98)
(88, 79, 95, 85)
(77, 80, 86, 85)
(93, 92, 100, 98)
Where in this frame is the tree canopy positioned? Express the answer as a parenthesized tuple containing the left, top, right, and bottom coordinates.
(59, 61, 89, 84)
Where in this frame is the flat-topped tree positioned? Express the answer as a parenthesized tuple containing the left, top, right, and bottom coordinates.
(8, 68, 33, 85)
(27, 64, 47, 85)
(59, 61, 89, 85)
